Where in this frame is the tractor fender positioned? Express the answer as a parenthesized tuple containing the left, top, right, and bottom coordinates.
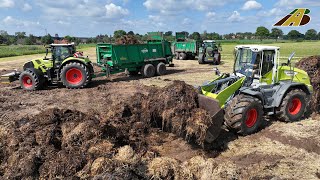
(239, 87, 265, 105)
(59, 58, 91, 73)
(273, 83, 311, 108)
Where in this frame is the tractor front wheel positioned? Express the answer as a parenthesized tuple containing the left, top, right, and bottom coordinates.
(225, 94, 263, 135)
(19, 69, 43, 90)
(277, 89, 308, 122)
(60, 62, 90, 89)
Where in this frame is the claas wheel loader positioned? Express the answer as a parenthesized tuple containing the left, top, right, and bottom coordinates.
(198, 45, 313, 143)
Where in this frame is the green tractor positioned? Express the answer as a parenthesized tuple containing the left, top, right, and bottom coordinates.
(198, 45, 313, 143)
(1, 43, 94, 90)
(198, 40, 222, 65)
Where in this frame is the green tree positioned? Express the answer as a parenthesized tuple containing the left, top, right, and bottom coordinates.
(305, 29, 317, 40)
(15, 32, 26, 39)
(113, 30, 126, 39)
(64, 35, 74, 42)
(255, 26, 270, 41)
(164, 31, 173, 36)
(127, 31, 135, 36)
(41, 34, 54, 44)
(24, 34, 37, 45)
(270, 28, 283, 41)
(287, 30, 302, 40)
(190, 32, 201, 41)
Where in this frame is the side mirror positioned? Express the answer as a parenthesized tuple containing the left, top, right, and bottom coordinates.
(287, 52, 295, 65)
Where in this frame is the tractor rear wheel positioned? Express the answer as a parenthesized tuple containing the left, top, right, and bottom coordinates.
(225, 94, 263, 135)
(142, 64, 155, 78)
(60, 62, 90, 89)
(19, 69, 44, 90)
(179, 53, 187, 60)
(277, 89, 308, 122)
(156, 62, 166, 76)
(198, 54, 205, 64)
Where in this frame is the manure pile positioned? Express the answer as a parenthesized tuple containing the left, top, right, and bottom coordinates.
(0, 81, 215, 179)
(296, 55, 320, 112)
(115, 35, 142, 45)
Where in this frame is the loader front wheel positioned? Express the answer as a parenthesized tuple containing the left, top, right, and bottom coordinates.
(60, 62, 90, 89)
(142, 64, 155, 78)
(225, 94, 263, 135)
(277, 89, 308, 122)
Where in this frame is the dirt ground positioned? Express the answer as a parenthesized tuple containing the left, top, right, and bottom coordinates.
(0, 53, 320, 179)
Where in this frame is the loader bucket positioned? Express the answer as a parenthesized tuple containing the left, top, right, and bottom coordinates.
(198, 94, 224, 143)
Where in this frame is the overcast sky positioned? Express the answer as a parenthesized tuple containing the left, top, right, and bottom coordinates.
(0, 0, 319, 37)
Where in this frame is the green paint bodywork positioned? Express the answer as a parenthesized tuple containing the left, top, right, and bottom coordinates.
(201, 76, 246, 108)
(173, 41, 199, 54)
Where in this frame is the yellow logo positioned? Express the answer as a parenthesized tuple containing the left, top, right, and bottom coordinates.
(274, 8, 311, 26)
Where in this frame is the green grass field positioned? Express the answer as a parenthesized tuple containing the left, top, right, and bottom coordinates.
(220, 41, 320, 63)
(0, 44, 96, 58)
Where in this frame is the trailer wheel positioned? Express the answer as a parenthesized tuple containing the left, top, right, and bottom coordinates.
(198, 54, 205, 64)
(60, 62, 90, 89)
(19, 69, 44, 90)
(143, 64, 155, 78)
(179, 53, 187, 60)
(175, 52, 179, 60)
(225, 94, 263, 135)
(277, 89, 308, 122)
(156, 63, 166, 76)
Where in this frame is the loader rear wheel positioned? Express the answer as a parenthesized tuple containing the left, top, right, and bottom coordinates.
(19, 69, 43, 90)
(225, 94, 263, 135)
(179, 53, 187, 60)
(60, 62, 90, 89)
(277, 89, 308, 122)
(156, 62, 166, 76)
(142, 64, 155, 78)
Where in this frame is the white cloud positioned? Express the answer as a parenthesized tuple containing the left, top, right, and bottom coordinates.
(0, 0, 14, 8)
(3, 16, 41, 27)
(242, 0, 262, 10)
(105, 3, 129, 18)
(143, 0, 233, 13)
(206, 12, 216, 18)
(228, 11, 244, 22)
(182, 18, 191, 25)
(260, 8, 282, 17)
(22, 3, 32, 11)
(275, 0, 302, 7)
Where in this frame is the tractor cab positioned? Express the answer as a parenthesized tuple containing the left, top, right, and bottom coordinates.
(202, 40, 218, 49)
(234, 45, 279, 86)
(45, 43, 77, 68)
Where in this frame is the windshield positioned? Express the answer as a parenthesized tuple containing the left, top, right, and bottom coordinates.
(203, 42, 216, 48)
(234, 48, 257, 76)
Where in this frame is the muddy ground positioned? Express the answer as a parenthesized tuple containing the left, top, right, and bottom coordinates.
(0, 57, 320, 179)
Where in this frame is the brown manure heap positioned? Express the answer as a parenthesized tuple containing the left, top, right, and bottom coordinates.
(0, 81, 214, 179)
(115, 35, 142, 45)
(296, 55, 320, 112)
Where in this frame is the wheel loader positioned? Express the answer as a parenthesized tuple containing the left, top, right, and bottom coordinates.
(198, 45, 313, 143)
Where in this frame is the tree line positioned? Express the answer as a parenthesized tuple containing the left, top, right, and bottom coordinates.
(0, 26, 319, 45)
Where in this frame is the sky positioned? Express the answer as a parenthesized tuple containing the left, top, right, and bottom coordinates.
(0, 0, 319, 37)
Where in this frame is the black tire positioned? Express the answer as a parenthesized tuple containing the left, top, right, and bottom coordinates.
(277, 89, 308, 122)
(19, 69, 44, 90)
(175, 52, 179, 60)
(60, 62, 90, 89)
(179, 53, 187, 60)
(156, 62, 166, 76)
(198, 54, 205, 64)
(143, 64, 155, 78)
(225, 94, 263, 135)
(214, 53, 221, 65)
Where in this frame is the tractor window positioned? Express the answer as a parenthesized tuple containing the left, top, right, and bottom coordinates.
(53, 46, 72, 62)
(261, 50, 275, 76)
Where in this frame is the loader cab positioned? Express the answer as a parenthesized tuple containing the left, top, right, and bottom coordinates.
(234, 45, 279, 86)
